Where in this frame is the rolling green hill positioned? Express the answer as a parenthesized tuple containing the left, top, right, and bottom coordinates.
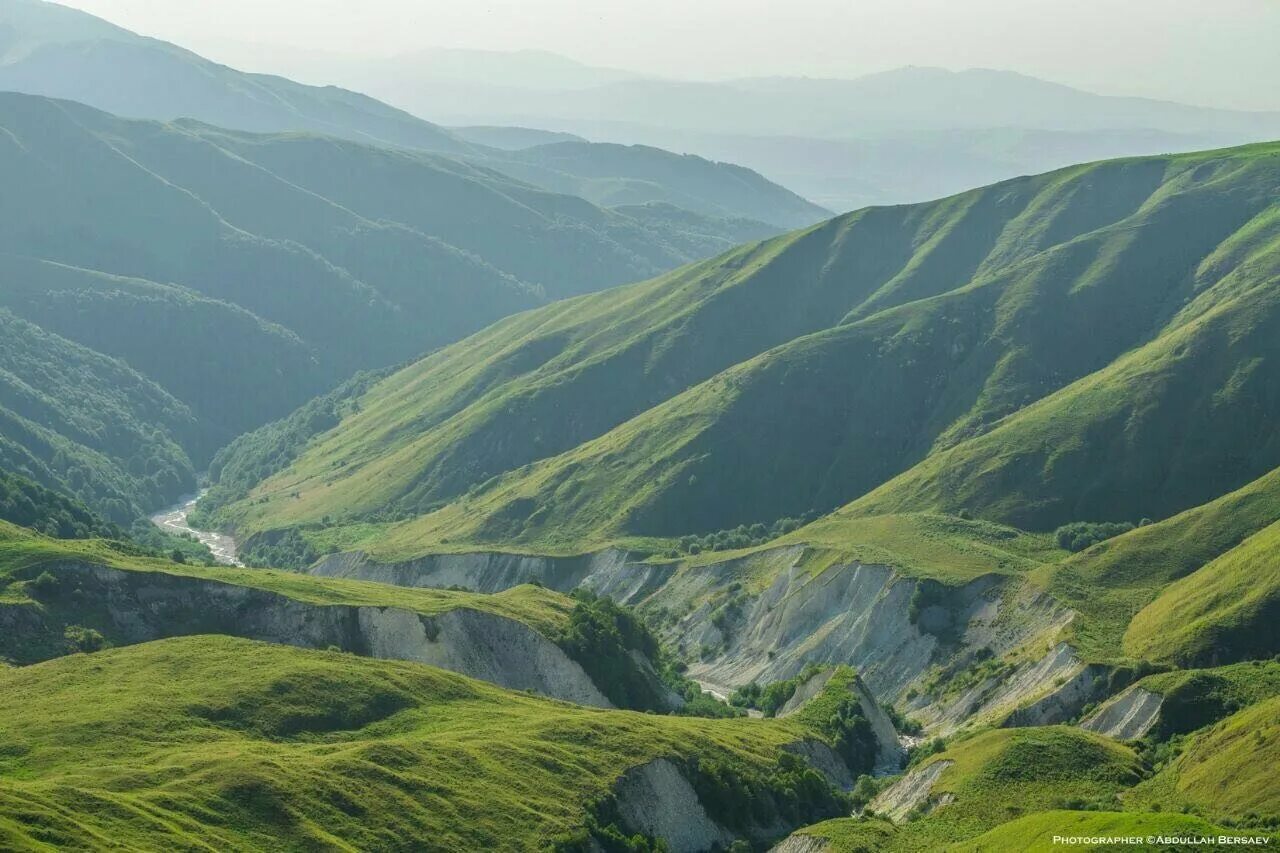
(0, 635, 849, 851)
(1124, 519, 1280, 666)
(1127, 697, 1280, 821)
(779, 724, 1272, 852)
(210, 142, 1280, 565)
(1047, 464, 1280, 662)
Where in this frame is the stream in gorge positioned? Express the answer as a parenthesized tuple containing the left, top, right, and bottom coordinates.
(150, 491, 242, 566)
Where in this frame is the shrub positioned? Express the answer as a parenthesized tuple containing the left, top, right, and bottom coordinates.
(64, 625, 108, 654)
(1054, 521, 1136, 553)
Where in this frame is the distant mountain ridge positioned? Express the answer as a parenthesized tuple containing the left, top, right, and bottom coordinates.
(0, 0, 828, 227)
(290, 50, 1280, 211)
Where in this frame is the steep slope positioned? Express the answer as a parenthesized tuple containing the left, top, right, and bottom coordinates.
(0, 90, 793, 515)
(1124, 519, 1280, 666)
(0, 254, 331, 441)
(0, 310, 202, 521)
(212, 143, 1280, 561)
(1047, 464, 1280, 661)
(1127, 697, 1280, 821)
(0, 636, 858, 851)
(0, 468, 117, 539)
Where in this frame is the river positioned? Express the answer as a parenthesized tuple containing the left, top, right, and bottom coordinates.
(149, 491, 242, 566)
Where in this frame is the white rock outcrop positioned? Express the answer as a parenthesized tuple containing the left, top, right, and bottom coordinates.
(868, 759, 953, 823)
(613, 759, 735, 853)
(30, 562, 611, 707)
(1080, 686, 1163, 740)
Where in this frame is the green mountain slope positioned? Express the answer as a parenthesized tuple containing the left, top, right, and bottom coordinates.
(780, 723, 1271, 852)
(1124, 519, 1280, 666)
(0, 254, 331, 441)
(212, 142, 1280, 562)
(1048, 464, 1280, 662)
(0, 468, 117, 539)
(0, 90, 800, 521)
(0, 310, 202, 521)
(1127, 696, 1280, 821)
(0, 635, 845, 851)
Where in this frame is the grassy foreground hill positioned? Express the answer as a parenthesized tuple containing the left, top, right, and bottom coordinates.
(0, 635, 849, 851)
(777, 723, 1274, 852)
(208, 141, 1280, 562)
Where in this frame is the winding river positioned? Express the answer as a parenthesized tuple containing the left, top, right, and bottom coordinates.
(150, 491, 242, 566)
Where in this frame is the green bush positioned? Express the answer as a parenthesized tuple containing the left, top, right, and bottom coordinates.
(1054, 521, 1136, 553)
(63, 625, 108, 654)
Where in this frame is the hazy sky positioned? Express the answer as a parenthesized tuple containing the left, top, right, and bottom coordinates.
(56, 0, 1280, 110)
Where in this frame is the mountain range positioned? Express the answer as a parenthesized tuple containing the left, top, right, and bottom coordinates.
(245, 45, 1280, 211)
(0, 0, 826, 229)
(0, 1, 1277, 850)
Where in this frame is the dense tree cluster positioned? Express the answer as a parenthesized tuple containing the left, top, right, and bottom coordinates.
(0, 469, 120, 539)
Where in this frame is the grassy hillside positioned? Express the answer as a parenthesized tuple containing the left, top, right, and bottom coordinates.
(786, 727, 1147, 852)
(1047, 465, 1280, 662)
(1128, 697, 1280, 821)
(0, 90, 796, 520)
(785, 723, 1274, 851)
(0, 635, 840, 851)
(213, 143, 1280, 564)
(1137, 661, 1280, 738)
(0, 254, 333, 442)
(1124, 520, 1280, 666)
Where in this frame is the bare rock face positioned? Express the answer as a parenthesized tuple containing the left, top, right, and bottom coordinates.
(7, 561, 611, 707)
(783, 738, 855, 789)
(307, 547, 669, 603)
(769, 835, 832, 853)
(1080, 685, 1163, 740)
(613, 759, 736, 853)
(868, 759, 954, 823)
(662, 550, 1005, 702)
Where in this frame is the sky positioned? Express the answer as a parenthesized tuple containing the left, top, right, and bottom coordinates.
(53, 0, 1280, 111)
